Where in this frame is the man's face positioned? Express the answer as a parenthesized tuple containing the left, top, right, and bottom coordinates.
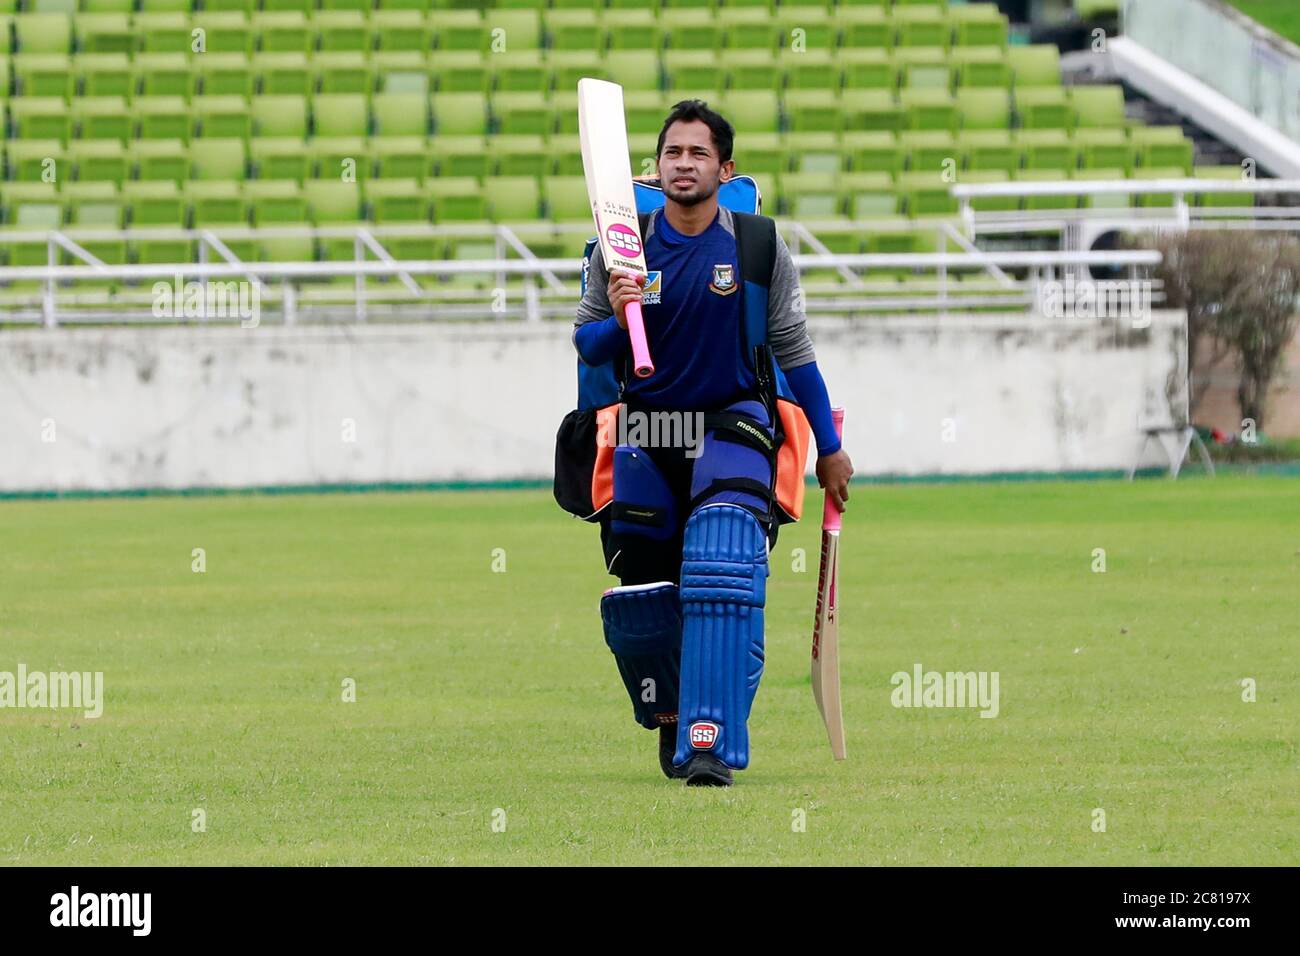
(657, 119, 734, 207)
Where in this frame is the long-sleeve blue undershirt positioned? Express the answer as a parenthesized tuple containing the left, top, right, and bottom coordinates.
(574, 314, 628, 368)
(784, 361, 841, 457)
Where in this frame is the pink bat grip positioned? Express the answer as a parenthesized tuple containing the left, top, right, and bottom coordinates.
(821, 406, 845, 532)
(625, 301, 654, 378)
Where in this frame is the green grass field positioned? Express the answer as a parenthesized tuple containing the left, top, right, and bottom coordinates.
(1, 477, 1295, 866)
(1227, 1, 1300, 43)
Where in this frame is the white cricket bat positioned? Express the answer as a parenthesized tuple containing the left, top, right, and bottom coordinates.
(577, 77, 654, 378)
(812, 407, 846, 760)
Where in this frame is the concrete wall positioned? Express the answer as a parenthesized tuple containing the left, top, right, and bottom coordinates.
(0, 314, 1189, 493)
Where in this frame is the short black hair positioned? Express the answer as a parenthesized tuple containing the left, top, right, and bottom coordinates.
(656, 99, 735, 164)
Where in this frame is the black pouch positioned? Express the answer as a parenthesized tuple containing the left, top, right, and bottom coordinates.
(553, 405, 617, 521)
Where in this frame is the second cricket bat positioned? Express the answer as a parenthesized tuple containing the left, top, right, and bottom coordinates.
(577, 77, 654, 379)
(812, 407, 846, 760)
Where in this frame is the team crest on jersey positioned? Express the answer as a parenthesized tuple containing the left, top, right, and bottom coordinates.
(689, 721, 720, 750)
(709, 263, 736, 296)
(642, 271, 662, 305)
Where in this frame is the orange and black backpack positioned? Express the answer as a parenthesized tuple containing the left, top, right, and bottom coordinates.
(554, 177, 812, 526)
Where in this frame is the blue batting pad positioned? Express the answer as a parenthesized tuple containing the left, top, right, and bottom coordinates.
(611, 445, 678, 541)
(601, 582, 683, 730)
(674, 504, 768, 770)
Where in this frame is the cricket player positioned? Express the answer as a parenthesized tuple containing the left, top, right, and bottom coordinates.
(573, 100, 854, 786)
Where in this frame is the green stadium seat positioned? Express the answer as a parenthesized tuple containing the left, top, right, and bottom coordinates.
(952, 4, 1009, 47)
(1, 182, 63, 265)
(664, 18, 722, 52)
(1072, 167, 1131, 208)
(490, 9, 543, 50)
(775, 7, 834, 50)
(77, 52, 132, 97)
(786, 90, 842, 133)
(1016, 169, 1077, 211)
(785, 50, 839, 91)
(1193, 165, 1253, 209)
(1076, 127, 1131, 173)
(894, 6, 949, 49)
(372, 93, 429, 137)
(723, 90, 780, 133)
(139, 0, 191, 9)
(366, 177, 428, 224)
(838, 7, 892, 50)
(549, 50, 606, 93)
(725, 49, 783, 91)
(379, 0, 430, 9)
(370, 136, 429, 180)
(841, 49, 895, 91)
(543, 175, 588, 222)
(314, 94, 369, 137)
(11, 98, 72, 143)
(485, 174, 540, 222)
(964, 129, 1021, 174)
(135, 53, 195, 99)
(189, 139, 247, 180)
(896, 47, 951, 91)
(843, 90, 902, 132)
(32, 0, 77, 11)
(374, 52, 430, 95)
(901, 88, 957, 131)
(136, 13, 191, 54)
(321, 0, 370, 9)
(257, 12, 311, 54)
(1008, 45, 1060, 87)
(70, 139, 127, 182)
(898, 169, 958, 216)
(606, 10, 659, 52)
(433, 52, 492, 94)
(605, 51, 664, 93)
(1016, 87, 1072, 129)
(429, 135, 490, 179)
(122, 180, 190, 262)
(952, 46, 1010, 88)
(197, 54, 254, 98)
(316, 10, 372, 53)
(664, 50, 720, 92)
(258, 53, 312, 96)
(264, 0, 314, 12)
(489, 134, 551, 177)
(844, 130, 903, 175)
(15, 14, 73, 54)
(1071, 85, 1126, 128)
(375, 10, 432, 52)
(901, 130, 957, 174)
(493, 92, 551, 136)
(6, 141, 65, 182)
(548, 91, 580, 138)
(956, 88, 1011, 129)
(960, 170, 1015, 212)
(1132, 126, 1193, 172)
(728, 8, 775, 51)
(204, 0, 255, 11)
(1133, 167, 1188, 207)
(15, 54, 74, 99)
(195, 96, 251, 140)
(193, 12, 254, 56)
(841, 171, 898, 219)
(252, 95, 308, 138)
(250, 138, 311, 182)
(548, 9, 603, 52)
(73, 97, 131, 142)
(427, 176, 486, 222)
(128, 139, 189, 182)
(314, 53, 372, 96)
(431, 11, 483, 53)
(1018, 129, 1078, 171)
(243, 180, 313, 261)
(431, 92, 488, 135)
(310, 137, 368, 181)
(628, 133, 659, 179)
(77, 13, 132, 54)
(734, 131, 787, 176)
(64, 180, 126, 265)
(186, 179, 255, 259)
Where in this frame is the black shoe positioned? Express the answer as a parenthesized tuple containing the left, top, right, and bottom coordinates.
(659, 723, 688, 779)
(682, 753, 734, 787)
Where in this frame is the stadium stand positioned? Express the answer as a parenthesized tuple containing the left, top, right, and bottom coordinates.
(0, 0, 1209, 269)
